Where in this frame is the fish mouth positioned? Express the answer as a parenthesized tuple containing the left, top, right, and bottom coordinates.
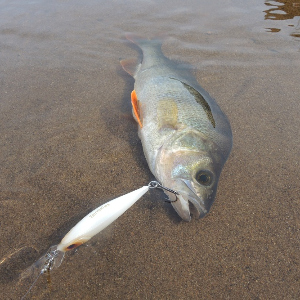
(169, 179, 208, 222)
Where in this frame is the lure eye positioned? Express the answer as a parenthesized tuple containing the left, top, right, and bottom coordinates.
(195, 170, 213, 186)
(66, 243, 80, 250)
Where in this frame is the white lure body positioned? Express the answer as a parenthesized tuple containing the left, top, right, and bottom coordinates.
(57, 186, 149, 252)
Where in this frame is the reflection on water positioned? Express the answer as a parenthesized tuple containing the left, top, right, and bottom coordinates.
(264, 0, 300, 37)
(290, 18, 300, 37)
(265, 0, 300, 20)
(266, 27, 281, 32)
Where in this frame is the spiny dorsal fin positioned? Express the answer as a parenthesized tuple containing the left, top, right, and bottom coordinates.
(131, 90, 143, 128)
(170, 78, 216, 128)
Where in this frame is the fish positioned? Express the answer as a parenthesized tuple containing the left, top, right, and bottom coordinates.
(121, 35, 233, 221)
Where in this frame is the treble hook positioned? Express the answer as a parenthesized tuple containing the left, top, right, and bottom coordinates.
(148, 181, 179, 203)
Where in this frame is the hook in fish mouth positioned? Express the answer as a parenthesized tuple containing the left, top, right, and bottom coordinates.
(168, 179, 208, 221)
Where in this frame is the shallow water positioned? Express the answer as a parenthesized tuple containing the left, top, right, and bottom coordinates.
(0, 0, 299, 299)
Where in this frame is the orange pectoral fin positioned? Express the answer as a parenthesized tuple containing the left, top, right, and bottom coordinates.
(131, 90, 143, 128)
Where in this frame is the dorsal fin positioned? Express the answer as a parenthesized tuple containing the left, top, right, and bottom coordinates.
(131, 90, 143, 128)
(170, 78, 216, 128)
(120, 58, 141, 77)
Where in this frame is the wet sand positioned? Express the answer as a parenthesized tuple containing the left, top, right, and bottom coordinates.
(0, 0, 299, 299)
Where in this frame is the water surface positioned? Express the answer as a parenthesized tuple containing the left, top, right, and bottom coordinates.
(0, 0, 299, 299)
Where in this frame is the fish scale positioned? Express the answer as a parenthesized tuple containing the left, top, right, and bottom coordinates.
(139, 77, 212, 137)
(121, 35, 232, 221)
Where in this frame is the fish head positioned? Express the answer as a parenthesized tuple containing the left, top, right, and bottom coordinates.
(155, 130, 226, 221)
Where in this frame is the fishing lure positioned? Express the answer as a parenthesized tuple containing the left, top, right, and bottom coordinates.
(20, 181, 177, 299)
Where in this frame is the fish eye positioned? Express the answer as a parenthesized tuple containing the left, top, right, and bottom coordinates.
(195, 170, 213, 186)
